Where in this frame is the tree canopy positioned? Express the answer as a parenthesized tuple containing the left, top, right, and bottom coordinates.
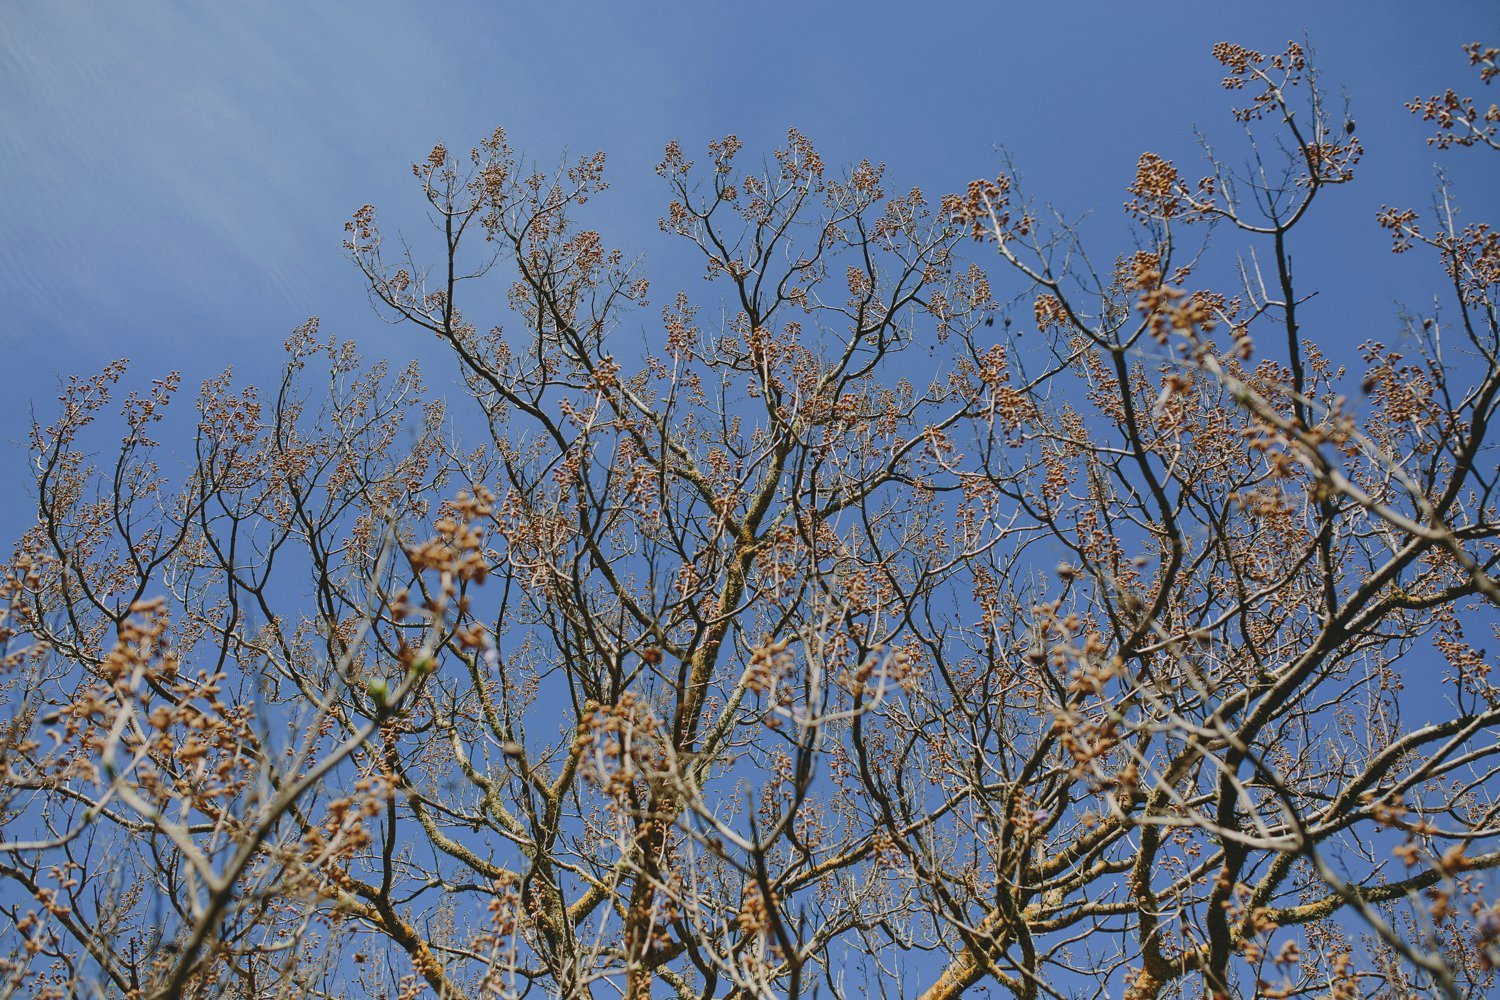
(2, 38, 1499, 1000)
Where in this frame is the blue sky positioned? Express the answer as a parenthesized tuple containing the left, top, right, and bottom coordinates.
(0, 0, 1495, 526)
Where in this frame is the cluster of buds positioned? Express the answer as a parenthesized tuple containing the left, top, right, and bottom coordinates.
(746, 636, 793, 696)
(1322, 951, 1361, 999)
(1406, 45, 1500, 150)
(735, 882, 777, 938)
(1211, 40, 1307, 123)
(32, 599, 258, 814)
(845, 642, 920, 701)
(1065, 648, 1123, 700)
(100, 595, 175, 684)
(1124, 152, 1184, 221)
(0, 554, 42, 666)
(482, 873, 522, 940)
(942, 174, 1031, 243)
(574, 694, 667, 801)
(1232, 488, 1296, 521)
(1135, 275, 1219, 347)
(408, 487, 494, 585)
(301, 775, 392, 861)
(10, 908, 61, 976)
(1055, 719, 1118, 784)
(1224, 881, 1280, 965)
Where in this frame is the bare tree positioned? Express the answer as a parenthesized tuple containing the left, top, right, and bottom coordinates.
(1, 38, 1497, 1000)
